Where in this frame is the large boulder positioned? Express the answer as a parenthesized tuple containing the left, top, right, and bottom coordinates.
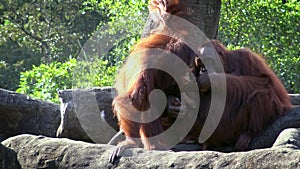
(273, 128, 300, 148)
(1, 88, 300, 168)
(0, 88, 60, 141)
(56, 87, 119, 143)
(290, 94, 300, 105)
(56, 89, 300, 144)
(2, 134, 300, 169)
(249, 106, 300, 149)
(1, 87, 297, 145)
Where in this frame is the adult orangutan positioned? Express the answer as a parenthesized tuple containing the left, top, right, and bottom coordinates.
(170, 40, 292, 150)
(110, 34, 198, 161)
(109, 0, 200, 163)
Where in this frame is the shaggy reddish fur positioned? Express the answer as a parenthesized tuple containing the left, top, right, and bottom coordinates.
(110, 1, 196, 160)
(112, 33, 196, 152)
(188, 40, 292, 150)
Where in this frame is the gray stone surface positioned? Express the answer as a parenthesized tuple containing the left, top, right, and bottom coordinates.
(1, 88, 300, 168)
(56, 90, 300, 144)
(56, 87, 119, 143)
(290, 94, 300, 105)
(0, 88, 60, 141)
(2, 134, 300, 169)
(273, 128, 300, 149)
(249, 106, 300, 149)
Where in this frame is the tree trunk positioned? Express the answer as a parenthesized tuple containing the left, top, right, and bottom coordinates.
(142, 0, 221, 39)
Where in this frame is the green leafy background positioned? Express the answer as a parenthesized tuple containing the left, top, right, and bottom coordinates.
(0, 0, 298, 103)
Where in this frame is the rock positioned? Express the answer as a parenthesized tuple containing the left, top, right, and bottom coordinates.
(273, 128, 300, 149)
(56, 90, 300, 144)
(249, 105, 300, 149)
(0, 144, 21, 169)
(1, 88, 300, 168)
(0, 88, 60, 141)
(290, 94, 300, 105)
(54, 93, 300, 150)
(56, 87, 119, 143)
(2, 134, 300, 169)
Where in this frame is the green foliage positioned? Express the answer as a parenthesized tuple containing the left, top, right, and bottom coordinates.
(0, 0, 105, 62)
(73, 59, 117, 89)
(73, 0, 147, 89)
(17, 58, 119, 103)
(15, 0, 148, 102)
(6, 0, 300, 102)
(0, 0, 105, 91)
(219, 0, 300, 93)
(17, 58, 76, 103)
(82, 0, 147, 65)
(0, 39, 40, 90)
